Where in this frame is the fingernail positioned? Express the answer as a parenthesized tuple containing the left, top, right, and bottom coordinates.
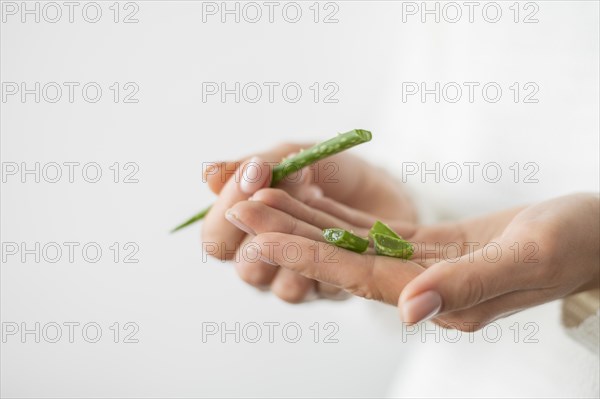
(401, 291, 442, 324)
(246, 245, 278, 266)
(240, 157, 268, 194)
(225, 210, 256, 235)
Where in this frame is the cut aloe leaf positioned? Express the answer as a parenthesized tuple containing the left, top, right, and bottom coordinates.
(323, 228, 369, 253)
(372, 233, 414, 259)
(369, 220, 401, 239)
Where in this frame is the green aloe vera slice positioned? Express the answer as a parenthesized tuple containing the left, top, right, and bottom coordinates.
(369, 220, 401, 239)
(372, 233, 414, 259)
(323, 228, 369, 253)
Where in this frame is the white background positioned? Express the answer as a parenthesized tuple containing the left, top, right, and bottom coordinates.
(1, 1, 599, 397)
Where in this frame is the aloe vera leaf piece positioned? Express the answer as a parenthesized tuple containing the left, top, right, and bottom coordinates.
(172, 129, 372, 233)
(271, 129, 372, 185)
(372, 233, 414, 259)
(323, 228, 369, 254)
(369, 220, 401, 240)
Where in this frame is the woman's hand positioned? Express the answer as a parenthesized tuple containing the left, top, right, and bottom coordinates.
(398, 193, 600, 330)
(228, 187, 426, 304)
(203, 143, 417, 222)
(234, 190, 598, 330)
(201, 143, 417, 303)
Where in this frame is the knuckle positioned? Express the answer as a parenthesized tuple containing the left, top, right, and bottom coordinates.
(348, 286, 377, 301)
(235, 261, 274, 287)
(274, 278, 310, 304)
(347, 258, 380, 301)
(286, 215, 299, 236)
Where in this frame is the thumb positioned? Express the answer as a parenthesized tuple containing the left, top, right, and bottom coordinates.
(398, 238, 529, 323)
(203, 144, 309, 195)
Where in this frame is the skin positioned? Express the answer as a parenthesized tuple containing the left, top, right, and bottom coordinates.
(201, 143, 417, 303)
(399, 193, 600, 330)
(202, 148, 600, 330)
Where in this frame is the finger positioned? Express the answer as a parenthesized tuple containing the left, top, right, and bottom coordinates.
(398, 238, 537, 324)
(204, 161, 240, 195)
(249, 232, 425, 304)
(227, 200, 326, 242)
(271, 268, 318, 304)
(434, 288, 556, 332)
(231, 204, 346, 302)
(204, 143, 307, 194)
(202, 157, 272, 260)
(234, 235, 279, 288)
(249, 188, 369, 235)
(306, 195, 378, 228)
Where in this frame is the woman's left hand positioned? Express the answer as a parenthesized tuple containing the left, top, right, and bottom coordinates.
(399, 193, 600, 330)
(233, 190, 599, 331)
(227, 187, 426, 305)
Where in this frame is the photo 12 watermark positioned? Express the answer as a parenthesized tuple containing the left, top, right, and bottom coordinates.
(1, 82, 140, 104)
(1, 162, 140, 184)
(410, 240, 540, 264)
(2, 321, 140, 343)
(401, 81, 540, 104)
(201, 321, 340, 343)
(400, 1, 539, 24)
(401, 321, 540, 343)
(200, 1, 340, 24)
(201, 81, 339, 104)
(399, 161, 540, 184)
(1, 241, 140, 264)
(1, 1, 140, 24)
